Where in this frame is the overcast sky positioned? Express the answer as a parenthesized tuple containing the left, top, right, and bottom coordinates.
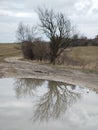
(0, 0, 98, 43)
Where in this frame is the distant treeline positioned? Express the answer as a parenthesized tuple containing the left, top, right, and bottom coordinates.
(70, 37, 98, 47)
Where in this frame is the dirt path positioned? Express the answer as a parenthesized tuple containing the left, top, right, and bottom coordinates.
(0, 57, 98, 92)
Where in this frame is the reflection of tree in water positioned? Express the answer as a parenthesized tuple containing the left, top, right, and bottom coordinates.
(14, 78, 44, 98)
(34, 81, 80, 121)
(14, 78, 81, 121)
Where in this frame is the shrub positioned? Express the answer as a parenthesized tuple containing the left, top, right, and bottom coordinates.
(21, 41, 34, 60)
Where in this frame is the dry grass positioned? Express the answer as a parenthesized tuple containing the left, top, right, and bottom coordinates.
(0, 43, 22, 62)
(0, 43, 98, 72)
(64, 46, 98, 71)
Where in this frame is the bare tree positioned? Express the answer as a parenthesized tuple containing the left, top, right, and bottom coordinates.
(16, 23, 38, 59)
(16, 22, 25, 42)
(37, 8, 73, 64)
(16, 22, 37, 42)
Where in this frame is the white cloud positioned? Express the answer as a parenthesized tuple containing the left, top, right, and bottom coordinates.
(74, 0, 93, 13)
(0, 9, 35, 18)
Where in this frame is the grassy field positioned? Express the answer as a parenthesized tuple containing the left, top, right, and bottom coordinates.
(64, 46, 98, 71)
(0, 43, 22, 62)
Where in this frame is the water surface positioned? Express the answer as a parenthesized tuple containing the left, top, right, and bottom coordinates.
(0, 78, 98, 130)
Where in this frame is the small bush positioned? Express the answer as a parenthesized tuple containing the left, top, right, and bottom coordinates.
(21, 41, 34, 60)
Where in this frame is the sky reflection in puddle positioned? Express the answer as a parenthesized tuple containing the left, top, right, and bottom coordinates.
(0, 78, 98, 130)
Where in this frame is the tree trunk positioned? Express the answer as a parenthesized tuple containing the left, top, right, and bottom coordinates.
(50, 55, 56, 65)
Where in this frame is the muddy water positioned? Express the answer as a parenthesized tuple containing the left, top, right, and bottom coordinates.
(0, 78, 98, 130)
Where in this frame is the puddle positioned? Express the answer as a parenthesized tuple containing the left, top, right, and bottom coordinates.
(0, 78, 98, 130)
